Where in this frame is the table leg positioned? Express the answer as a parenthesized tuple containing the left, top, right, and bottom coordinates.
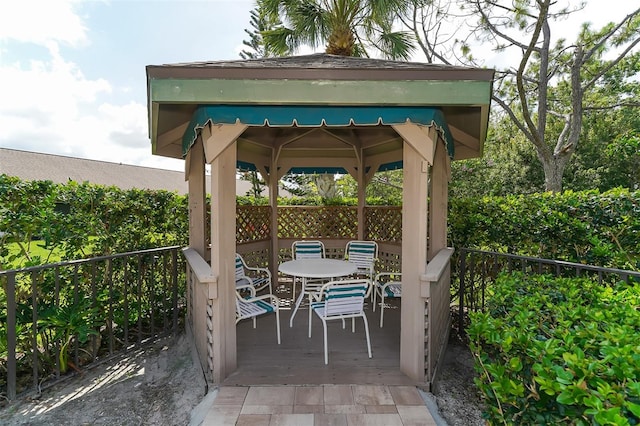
(289, 277, 306, 327)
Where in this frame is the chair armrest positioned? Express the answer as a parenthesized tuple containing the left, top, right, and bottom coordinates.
(242, 293, 280, 309)
(244, 265, 271, 277)
(236, 283, 257, 297)
(375, 272, 402, 283)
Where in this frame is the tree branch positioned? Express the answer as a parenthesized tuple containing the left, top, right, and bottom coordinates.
(491, 95, 537, 147)
(471, 0, 539, 52)
(584, 102, 640, 110)
(581, 8, 640, 90)
(515, 0, 550, 148)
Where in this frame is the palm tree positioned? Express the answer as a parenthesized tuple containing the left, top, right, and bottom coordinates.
(261, 0, 416, 59)
(259, 0, 417, 198)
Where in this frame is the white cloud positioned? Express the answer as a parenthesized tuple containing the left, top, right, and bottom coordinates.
(0, 43, 111, 118)
(0, 0, 88, 47)
(0, 0, 184, 172)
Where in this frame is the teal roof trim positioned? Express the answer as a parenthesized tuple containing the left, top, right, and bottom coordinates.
(287, 167, 347, 175)
(182, 104, 454, 159)
(378, 161, 403, 172)
(237, 161, 257, 172)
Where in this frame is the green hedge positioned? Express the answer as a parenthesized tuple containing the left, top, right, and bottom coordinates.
(0, 175, 188, 269)
(449, 188, 640, 270)
(2, 174, 638, 271)
(469, 273, 640, 425)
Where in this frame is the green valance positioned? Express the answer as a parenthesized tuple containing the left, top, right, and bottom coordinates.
(182, 104, 454, 159)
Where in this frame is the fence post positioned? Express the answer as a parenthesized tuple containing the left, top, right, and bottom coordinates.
(30, 271, 39, 392)
(458, 250, 467, 337)
(7, 272, 17, 400)
(172, 248, 179, 334)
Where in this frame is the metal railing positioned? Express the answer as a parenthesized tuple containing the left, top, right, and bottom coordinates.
(1, 246, 185, 400)
(454, 248, 640, 335)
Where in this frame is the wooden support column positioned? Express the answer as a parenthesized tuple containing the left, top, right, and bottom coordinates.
(400, 139, 430, 383)
(357, 150, 366, 240)
(269, 155, 279, 279)
(209, 140, 238, 382)
(428, 136, 450, 260)
(187, 137, 206, 258)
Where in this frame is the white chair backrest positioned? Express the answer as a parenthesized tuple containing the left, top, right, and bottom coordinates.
(323, 282, 368, 317)
(292, 240, 325, 259)
(345, 241, 377, 270)
(235, 254, 246, 280)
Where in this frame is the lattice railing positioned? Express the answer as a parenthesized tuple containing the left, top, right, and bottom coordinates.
(236, 205, 403, 269)
(278, 206, 358, 239)
(236, 206, 271, 243)
(365, 206, 402, 243)
(377, 248, 402, 273)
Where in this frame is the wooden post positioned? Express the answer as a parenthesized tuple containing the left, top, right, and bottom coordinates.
(187, 137, 207, 258)
(428, 133, 450, 260)
(269, 154, 279, 280)
(400, 139, 429, 383)
(209, 141, 238, 382)
(357, 149, 366, 240)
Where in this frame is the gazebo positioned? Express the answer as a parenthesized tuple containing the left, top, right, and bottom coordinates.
(146, 54, 494, 389)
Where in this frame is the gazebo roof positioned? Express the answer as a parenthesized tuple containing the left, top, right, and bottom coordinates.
(146, 54, 494, 170)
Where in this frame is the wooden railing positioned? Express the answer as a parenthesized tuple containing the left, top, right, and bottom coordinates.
(182, 248, 217, 381)
(421, 248, 454, 387)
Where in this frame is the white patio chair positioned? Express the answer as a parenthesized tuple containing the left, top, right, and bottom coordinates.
(235, 253, 272, 294)
(344, 240, 378, 280)
(292, 240, 326, 259)
(373, 272, 402, 327)
(236, 283, 281, 344)
(310, 279, 372, 364)
(290, 240, 326, 300)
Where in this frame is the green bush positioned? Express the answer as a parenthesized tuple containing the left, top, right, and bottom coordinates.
(0, 175, 188, 269)
(449, 188, 640, 270)
(469, 273, 640, 425)
(2, 175, 638, 271)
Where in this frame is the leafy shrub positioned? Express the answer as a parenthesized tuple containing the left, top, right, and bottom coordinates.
(469, 273, 640, 425)
(449, 188, 640, 270)
(0, 175, 188, 269)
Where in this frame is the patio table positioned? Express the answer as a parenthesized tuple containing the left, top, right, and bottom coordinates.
(279, 258, 357, 328)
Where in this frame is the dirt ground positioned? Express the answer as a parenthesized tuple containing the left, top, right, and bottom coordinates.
(0, 334, 207, 426)
(0, 332, 485, 425)
(432, 333, 486, 426)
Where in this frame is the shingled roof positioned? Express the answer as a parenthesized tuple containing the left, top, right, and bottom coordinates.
(147, 53, 493, 81)
(0, 148, 189, 193)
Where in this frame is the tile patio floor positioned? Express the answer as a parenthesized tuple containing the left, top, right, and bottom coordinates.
(198, 384, 437, 425)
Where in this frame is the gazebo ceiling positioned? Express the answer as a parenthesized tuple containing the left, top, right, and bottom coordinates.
(146, 54, 494, 170)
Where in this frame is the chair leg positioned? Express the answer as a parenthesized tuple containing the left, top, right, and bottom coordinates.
(372, 287, 377, 312)
(379, 294, 386, 328)
(362, 314, 372, 358)
(275, 310, 281, 344)
(322, 319, 329, 364)
(308, 300, 313, 338)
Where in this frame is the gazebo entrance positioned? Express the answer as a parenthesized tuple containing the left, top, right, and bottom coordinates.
(228, 276, 410, 386)
(146, 54, 494, 389)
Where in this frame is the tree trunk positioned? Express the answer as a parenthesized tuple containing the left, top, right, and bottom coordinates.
(314, 174, 338, 198)
(541, 155, 568, 193)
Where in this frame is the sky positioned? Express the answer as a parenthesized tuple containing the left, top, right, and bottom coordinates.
(0, 0, 634, 172)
